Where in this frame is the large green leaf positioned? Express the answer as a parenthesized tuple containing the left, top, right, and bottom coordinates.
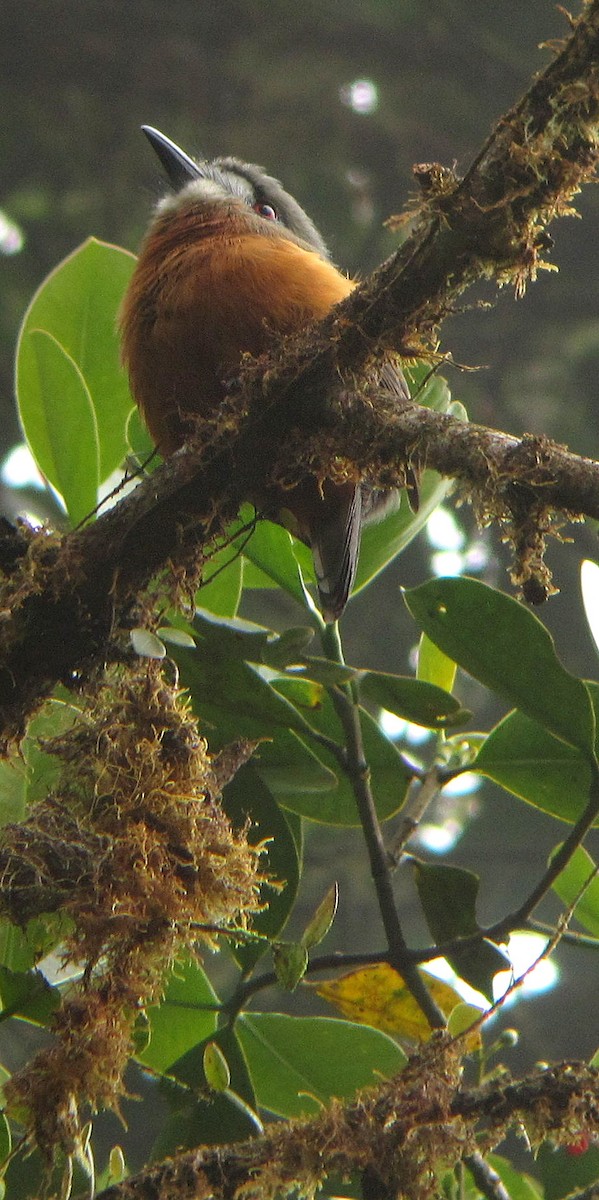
(0, 966, 60, 1026)
(360, 670, 468, 728)
(550, 845, 599, 936)
(405, 577, 595, 756)
(242, 514, 314, 608)
(152, 1078, 260, 1159)
(222, 766, 301, 969)
(475, 709, 595, 824)
(0, 760, 27, 828)
(195, 549, 244, 617)
(184, 624, 311, 736)
(16, 237, 136, 483)
(538, 1139, 599, 1200)
(173, 619, 337, 799)
(17, 329, 99, 525)
(138, 958, 220, 1075)
(22, 697, 80, 806)
(413, 863, 508, 1001)
(237, 1012, 406, 1118)
(417, 632, 457, 694)
(268, 691, 412, 824)
(152, 1026, 260, 1159)
(0, 916, 70, 975)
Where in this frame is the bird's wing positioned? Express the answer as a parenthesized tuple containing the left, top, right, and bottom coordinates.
(309, 482, 363, 623)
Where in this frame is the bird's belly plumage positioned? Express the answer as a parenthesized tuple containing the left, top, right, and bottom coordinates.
(121, 230, 353, 456)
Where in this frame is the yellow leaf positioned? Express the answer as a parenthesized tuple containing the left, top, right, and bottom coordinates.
(314, 963, 482, 1046)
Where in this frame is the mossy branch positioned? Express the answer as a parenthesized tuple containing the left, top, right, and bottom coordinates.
(96, 1049, 599, 1200)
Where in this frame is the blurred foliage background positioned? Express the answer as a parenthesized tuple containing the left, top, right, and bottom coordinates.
(1, 0, 599, 1108)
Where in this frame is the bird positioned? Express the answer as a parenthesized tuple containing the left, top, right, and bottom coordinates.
(120, 125, 416, 622)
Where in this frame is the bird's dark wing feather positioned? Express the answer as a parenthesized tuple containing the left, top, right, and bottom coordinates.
(311, 483, 363, 623)
(370, 358, 419, 512)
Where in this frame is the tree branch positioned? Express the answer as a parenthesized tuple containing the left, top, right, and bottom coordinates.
(96, 1054, 599, 1200)
(320, 622, 446, 1028)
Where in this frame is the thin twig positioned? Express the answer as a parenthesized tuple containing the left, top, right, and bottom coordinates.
(389, 763, 445, 865)
(464, 1152, 512, 1200)
(490, 765, 599, 937)
(321, 622, 446, 1029)
(225, 950, 390, 1016)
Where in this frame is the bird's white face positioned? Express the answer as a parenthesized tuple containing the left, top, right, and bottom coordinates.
(155, 176, 240, 217)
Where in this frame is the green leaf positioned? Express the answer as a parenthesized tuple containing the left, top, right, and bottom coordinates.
(0, 916, 70, 974)
(262, 626, 315, 668)
(18, 329, 99, 525)
(413, 863, 508, 1001)
(0, 758, 27, 827)
(138, 958, 219, 1074)
(0, 966, 60, 1026)
(147, 1027, 262, 1156)
(106, 1147, 127, 1187)
(417, 632, 457, 694)
(302, 882, 338, 950)
(16, 237, 136, 483)
(475, 709, 595, 824)
(257, 731, 337, 799)
(22, 697, 80, 807)
(192, 610, 314, 670)
(538, 1138, 599, 1200)
(360, 670, 468, 728)
(550, 845, 599, 936)
(152, 1078, 260, 1159)
(355, 470, 453, 595)
(157, 626, 196, 648)
(470, 1154, 543, 1200)
(447, 1002, 485, 1041)
(222, 766, 301, 970)
(196, 549, 244, 617)
(270, 695, 412, 825)
(174, 622, 337, 799)
(272, 942, 309, 990)
(286, 656, 356, 686)
(203, 1041, 231, 1092)
(130, 628, 166, 659)
(405, 576, 595, 756)
(0, 1112, 10, 1166)
(167, 1023, 255, 1107)
(237, 1013, 406, 1118)
(184, 627, 309, 736)
(242, 515, 314, 607)
(125, 404, 157, 467)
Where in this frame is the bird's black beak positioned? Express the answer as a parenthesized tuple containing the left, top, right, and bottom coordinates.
(141, 125, 203, 189)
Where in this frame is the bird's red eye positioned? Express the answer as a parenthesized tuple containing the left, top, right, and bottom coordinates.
(254, 203, 277, 220)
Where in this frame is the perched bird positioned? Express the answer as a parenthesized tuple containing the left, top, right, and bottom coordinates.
(120, 126, 415, 621)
